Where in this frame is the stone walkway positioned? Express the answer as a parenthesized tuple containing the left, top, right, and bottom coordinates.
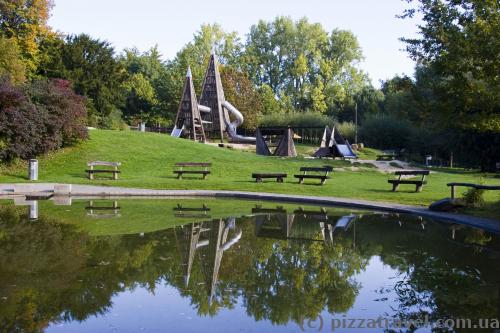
(1, 183, 498, 232)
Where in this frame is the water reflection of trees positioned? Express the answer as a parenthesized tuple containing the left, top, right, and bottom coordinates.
(0, 205, 499, 332)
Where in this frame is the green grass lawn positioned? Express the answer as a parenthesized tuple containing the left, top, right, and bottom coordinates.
(1, 129, 499, 218)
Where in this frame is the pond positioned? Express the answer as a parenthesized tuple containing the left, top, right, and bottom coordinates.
(0, 198, 499, 332)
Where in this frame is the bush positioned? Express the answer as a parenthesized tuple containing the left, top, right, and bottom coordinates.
(0, 78, 87, 162)
(359, 115, 412, 150)
(462, 179, 486, 208)
(259, 112, 334, 128)
(336, 122, 356, 142)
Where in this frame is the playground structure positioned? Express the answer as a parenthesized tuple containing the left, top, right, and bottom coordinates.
(256, 127, 297, 157)
(172, 51, 255, 143)
(313, 126, 357, 159)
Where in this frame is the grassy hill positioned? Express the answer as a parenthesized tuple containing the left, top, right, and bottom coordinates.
(1, 130, 499, 217)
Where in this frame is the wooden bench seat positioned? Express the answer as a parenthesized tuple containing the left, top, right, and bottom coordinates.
(252, 173, 287, 183)
(388, 170, 429, 192)
(447, 182, 500, 199)
(86, 161, 121, 180)
(294, 166, 332, 185)
(377, 154, 396, 161)
(174, 162, 211, 179)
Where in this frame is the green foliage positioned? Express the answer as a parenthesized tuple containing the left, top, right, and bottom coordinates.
(245, 16, 368, 116)
(0, 36, 26, 84)
(119, 47, 172, 126)
(220, 66, 263, 129)
(359, 115, 412, 150)
(401, 0, 500, 132)
(336, 121, 356, 142)
(258, 84, 283, 115)
(259, 111, 334, 128)
(462, 188, 486, 208)
(39, 34, 126, 127)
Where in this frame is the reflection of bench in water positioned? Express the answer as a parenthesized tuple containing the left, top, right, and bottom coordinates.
(255, 213, 294, 240)
(294, 207, 328, 221)
(252, 205, 287, 215)
(174, 204, 211, 218)
(85, 201, 121, 218)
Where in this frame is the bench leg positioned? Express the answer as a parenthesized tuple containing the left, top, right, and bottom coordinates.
(416, 184, 423, 192)
(202, 173, 207, 179)
(256, 177, 262, 183)
(298, 178, 304, 184)
(277, 177, 283, 183)
(450, 186, 455, 199)
(177, 173, 182, 179)
(113, 172, 118, 180)
(392, 183, 399, 191)
(88, 172, 93, 180)
(320, 179, 326, 185)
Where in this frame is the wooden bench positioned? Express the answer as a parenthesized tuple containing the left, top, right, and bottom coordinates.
(294, 166, 333, 185)
(388, 170, 430, 192)
(447, 183, 500, 199)
(173, 162, 211, 179)
(86, 161, 121, 180)
(252, 173, 287, 183)
(174, 203, 211, 218)
(377, 154, 396, 161)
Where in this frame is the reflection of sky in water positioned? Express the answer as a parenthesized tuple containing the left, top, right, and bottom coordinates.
(47, 284, 301, 333)
(1, 199, 499, 333)
(47, 257, 434, 333)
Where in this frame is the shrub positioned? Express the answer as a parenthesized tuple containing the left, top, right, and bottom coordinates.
(336, 122, 356, 142)
(259, 112, 334, 128)
(359, 115, 412, 150)
(0, 78, 87, 162)
(462, 181, 486, 208)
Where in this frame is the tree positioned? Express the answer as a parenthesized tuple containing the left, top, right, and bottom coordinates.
(400, 0, 500, 132)
(120, 47, 172, 126)
(220, 66, 263, 129)
(40, 34, 126, 127)
(400, 0, 500, 170)
(0, 0, 53, 74)
(0, 36, 26, 84)
(245, 17, 368, 116)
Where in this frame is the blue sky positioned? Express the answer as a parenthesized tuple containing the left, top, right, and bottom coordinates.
(48, 0, 421, 86)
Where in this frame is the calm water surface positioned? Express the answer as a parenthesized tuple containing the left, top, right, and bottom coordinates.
(0, 199, 499, 333)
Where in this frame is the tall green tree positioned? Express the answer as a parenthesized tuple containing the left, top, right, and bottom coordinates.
(401, 0, 500, 132)
(245, 16, 368, 116)
(400, 0, 500, 170)
(39, 34, 126, 127)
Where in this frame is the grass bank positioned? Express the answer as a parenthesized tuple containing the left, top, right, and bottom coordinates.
(1, 130, 499, 218)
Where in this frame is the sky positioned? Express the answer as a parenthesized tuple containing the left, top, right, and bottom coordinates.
(48, 0, 422, 87)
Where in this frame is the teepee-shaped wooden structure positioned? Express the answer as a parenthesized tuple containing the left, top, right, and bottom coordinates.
(199, 51, 228, 142)
(173, 67, 206, 142)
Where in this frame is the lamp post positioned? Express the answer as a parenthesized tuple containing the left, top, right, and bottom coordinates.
(355, 103, 358, 145)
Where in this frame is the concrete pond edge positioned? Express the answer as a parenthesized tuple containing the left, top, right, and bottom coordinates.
(1, 183, 499, 233)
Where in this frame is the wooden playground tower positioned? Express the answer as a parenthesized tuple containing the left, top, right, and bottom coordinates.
(173, 52, 230, 143)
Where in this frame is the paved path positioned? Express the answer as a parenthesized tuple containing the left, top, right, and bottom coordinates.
(1, 183, 498, 232)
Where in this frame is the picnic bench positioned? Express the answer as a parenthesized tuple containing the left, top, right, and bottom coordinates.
(174, 203, 211, 218)
(173, 162, 211, 179)
(294, 166, 333, 185)
(377, 154, 396, 161)
(86, 161, 121, 180)
(252, 172, 287, 183)
(388, 170, 430, 192)
(447, 183, 500, 199)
